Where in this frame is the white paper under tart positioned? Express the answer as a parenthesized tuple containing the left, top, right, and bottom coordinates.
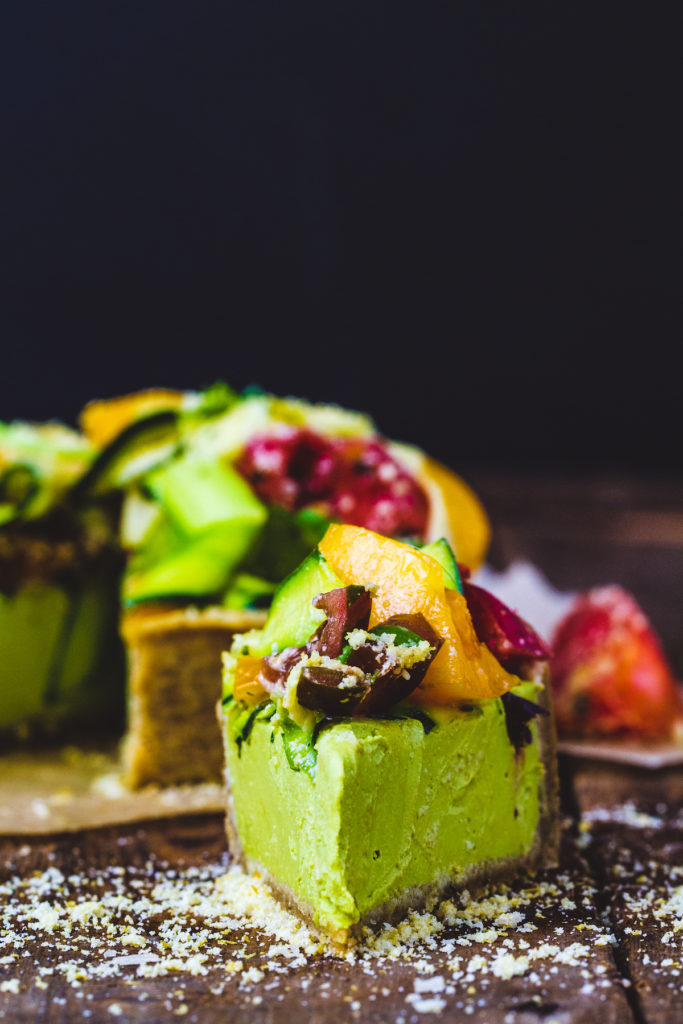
(0, 744, 224, 835)
(558, 736, 683, 769)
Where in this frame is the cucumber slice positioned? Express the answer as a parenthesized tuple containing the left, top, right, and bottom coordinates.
(0, 464, 40, 524)
(122, 507, 187, 578)
(0, 583, 71, 727)
(0, 420, 93, 520)
(235, 550, 343, 656)
(145, 456, 266, 536)
(119, 489, 163, 549)
(74, 410, 180, 495)
(239, 506, 330, 584)
(187, 395, 273, 461)
(421, 537, 463, 593)
(122, 523, 262, 606)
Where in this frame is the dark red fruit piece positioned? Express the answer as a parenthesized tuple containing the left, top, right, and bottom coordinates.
(550, 585, 682, 739)
(463, 581, 548, 673)
(353, 614, 443, 716)
(237, 429, 429, 539)
(236, 429, 336, 511)
(327, 440, 429, 539)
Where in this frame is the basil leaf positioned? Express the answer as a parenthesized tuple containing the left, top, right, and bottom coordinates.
(228, 701, 274, 756)
(369, 624, 425, 647)
(279, 715, 318, 779)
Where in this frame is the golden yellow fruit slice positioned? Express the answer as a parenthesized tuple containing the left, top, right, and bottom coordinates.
(319, 524, 513, 703)
(387, 444, 490, 572)
(80, 389, 185, 447)
(417, 455, 490, 572)
(233, 656, 268, 706)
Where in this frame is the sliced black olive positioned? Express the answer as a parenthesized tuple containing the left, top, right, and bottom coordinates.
(260, 645, 305, 693)
(353, 614, 443, 716)
(297, 664, 369, 715)
(501, 692, 549, 753)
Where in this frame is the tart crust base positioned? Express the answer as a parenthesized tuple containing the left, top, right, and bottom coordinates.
(123, 606, 266, 788)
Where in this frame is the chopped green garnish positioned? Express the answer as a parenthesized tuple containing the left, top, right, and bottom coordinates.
(279, 713, 319, 779)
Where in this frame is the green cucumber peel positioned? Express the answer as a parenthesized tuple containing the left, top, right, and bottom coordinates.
(420, 537, 463, 593)
(369, 623, 429, 647)
(279, 713, 319, 779)
(0, 464, 41, 523)
(229, 701, 275, 756)
(73, 410, 180, 496)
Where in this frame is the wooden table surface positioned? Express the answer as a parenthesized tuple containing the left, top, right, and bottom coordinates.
(1, 472, 682, 1023)
(3, 757, 683, 1023)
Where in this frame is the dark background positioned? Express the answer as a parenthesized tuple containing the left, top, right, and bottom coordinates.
(1, 3, 681, 475)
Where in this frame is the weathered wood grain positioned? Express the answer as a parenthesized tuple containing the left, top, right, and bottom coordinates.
(569, 757, 683, 1024)
(0, 813, 634, 1024)
(471, 472, 683, 677)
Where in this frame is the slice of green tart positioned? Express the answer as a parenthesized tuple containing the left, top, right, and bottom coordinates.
(0, 421, 123, 738)
(220, 526, 559, 945)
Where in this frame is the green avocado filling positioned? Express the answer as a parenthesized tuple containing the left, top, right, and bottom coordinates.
(0, 574, 124, 731)
(224, 680, 543, 937)
(221, 538, 548, 937)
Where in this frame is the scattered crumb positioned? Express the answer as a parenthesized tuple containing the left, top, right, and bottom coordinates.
(2, 805, 681, 1017)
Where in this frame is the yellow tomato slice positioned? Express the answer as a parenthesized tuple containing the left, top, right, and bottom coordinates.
(80, 389, 185, 447)
(319, 524, 514, 703)
(387, 444, 490, 572)
(418, 455, 490, 573)
(232, 656, 268, 706)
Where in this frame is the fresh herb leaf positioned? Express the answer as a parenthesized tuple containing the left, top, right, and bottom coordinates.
(338, 644, 352, 664)
(279, 715, 318, 779)
(369, 624, 426, 647)
(228, 701, 274, 756)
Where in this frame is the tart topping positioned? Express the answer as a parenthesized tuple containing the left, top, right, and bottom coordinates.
(237, 430, 429, 540)
(244, 587, 442, 718)
(227, 529, 552, 717)
(319, 524, 517, 702)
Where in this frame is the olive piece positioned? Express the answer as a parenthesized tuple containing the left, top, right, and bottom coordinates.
(311, 586, 372, 657)
(297, 664, 369, 715)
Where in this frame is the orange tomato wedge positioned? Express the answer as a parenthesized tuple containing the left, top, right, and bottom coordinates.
(388, 444, 490, 572)
(80, 389, 185, 447)
(319, 524, 515, 703)
(417, 455, 490, 573)
(232, 656, 268, 706)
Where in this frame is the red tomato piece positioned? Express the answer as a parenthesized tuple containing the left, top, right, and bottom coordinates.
(550, 585, 682, 739)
